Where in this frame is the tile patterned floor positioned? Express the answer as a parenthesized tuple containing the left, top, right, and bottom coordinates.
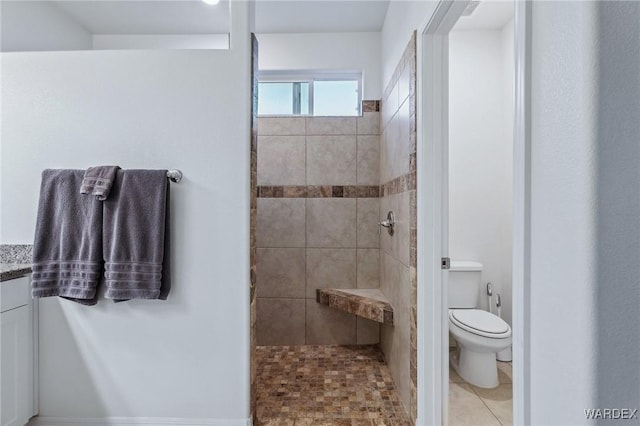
(449, 360, 513, 426)
(256, 345, 411, 426)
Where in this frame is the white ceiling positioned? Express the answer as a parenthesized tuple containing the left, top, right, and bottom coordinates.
(255, 1, 390, 33)
(25, 0, 510, 37)
(48, 0, 390, 35)
(52, 1, 231, 34)
(453, 1, 514, 31)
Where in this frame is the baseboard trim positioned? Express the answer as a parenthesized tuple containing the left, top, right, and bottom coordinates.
(28, 416, 253, 426)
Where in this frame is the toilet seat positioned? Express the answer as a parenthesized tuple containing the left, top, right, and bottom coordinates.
(449, 309, 511, 339)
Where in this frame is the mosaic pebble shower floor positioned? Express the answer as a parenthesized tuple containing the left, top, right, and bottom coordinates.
(256, 345, 411, 426)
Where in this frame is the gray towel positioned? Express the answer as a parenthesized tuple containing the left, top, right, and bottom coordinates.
(32, 170, 103, 305)
(80, 165, 120, 201)
(103, 169, 171, 300)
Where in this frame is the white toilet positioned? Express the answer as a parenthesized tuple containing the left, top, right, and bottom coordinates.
(448, 261, 511, 388)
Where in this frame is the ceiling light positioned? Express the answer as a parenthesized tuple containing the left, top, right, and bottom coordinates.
(202, 0, 220, 5)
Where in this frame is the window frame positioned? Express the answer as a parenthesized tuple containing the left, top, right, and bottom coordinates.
(257, 70, 362, 117)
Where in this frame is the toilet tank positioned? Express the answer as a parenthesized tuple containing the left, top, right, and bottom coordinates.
(448, 261, 483, 308)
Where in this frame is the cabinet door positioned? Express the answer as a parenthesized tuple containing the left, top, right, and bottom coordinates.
(1, 306, 30, 426)
(30, 298, 38, 418)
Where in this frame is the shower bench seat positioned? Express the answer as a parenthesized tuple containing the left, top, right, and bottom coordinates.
(316, 288, 394, 325)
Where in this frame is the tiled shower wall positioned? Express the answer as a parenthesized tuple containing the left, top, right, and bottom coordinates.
(256, 109, 382, 346)
(379, 33, 418, 422)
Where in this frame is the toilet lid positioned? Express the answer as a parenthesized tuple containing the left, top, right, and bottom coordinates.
(449, 309, 511, 338)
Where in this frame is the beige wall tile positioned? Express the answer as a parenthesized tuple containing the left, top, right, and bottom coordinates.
(306, 117, 356, 135)
(379, 251, 411, 409)
(379, 192, 410, 266)
(257, 136, 305, 185)
(257, 198, 306, 247)
(258, 117, 305, 136)
(380, 113, 399, 183)
(379, 130, 388, 186)
(380, 195, 391, 254)
(384, 101, 410, 183)
(398, 99, 411, 159)
(357, 249, 380, 288)
(257, 298, 305, 345)
(306, 135, 356, 185)
(398, 65, 411, 107)
(306, 248, 357, 298)
(307, 198, 357, 248)
(393, 191, 411, 266)
(356, 135, 380, 185)
(381, 231, 411, 306)
(380, 317, 411, 410)
(357, 317, 380, 344)
(306, 300, 356, 344)
(357, 112, 380, 135)
(357, 198, 380, 248)
(257, 248, 306, 298)
(381, 83, 399, 131)
(380, 95, 412, 184)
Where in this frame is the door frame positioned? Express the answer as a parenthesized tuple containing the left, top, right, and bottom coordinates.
(415, 1, 531, 424)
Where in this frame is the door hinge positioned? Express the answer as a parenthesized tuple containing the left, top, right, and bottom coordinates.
(441, 257, 450, 270)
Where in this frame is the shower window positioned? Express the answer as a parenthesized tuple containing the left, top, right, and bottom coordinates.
(258, 82, 310, 115)
(257, 71, 361, 116)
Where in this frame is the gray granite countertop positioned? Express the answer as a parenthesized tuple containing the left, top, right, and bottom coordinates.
(0, 263, 32, 282)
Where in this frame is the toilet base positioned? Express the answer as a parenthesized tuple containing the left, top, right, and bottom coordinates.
(450, 347, 499, 389)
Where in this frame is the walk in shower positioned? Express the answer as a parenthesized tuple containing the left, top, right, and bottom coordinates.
(250, 34, 419, 425)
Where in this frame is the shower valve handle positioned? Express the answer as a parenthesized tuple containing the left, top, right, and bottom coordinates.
(378, 211, 395, 236)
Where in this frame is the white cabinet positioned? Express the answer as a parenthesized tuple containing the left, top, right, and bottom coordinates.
(1, 276, 36, 426)
(1, 306, 30, 426)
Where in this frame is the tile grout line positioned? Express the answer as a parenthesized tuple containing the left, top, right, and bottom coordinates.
(469, 385, 506, 426)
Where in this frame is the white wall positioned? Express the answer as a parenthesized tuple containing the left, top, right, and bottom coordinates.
(408, 1, 639, 423)
(257, 32, 381, 100)
(0, 3, 252, 424)
(1, 1, 92, 52)
(529, 2, 598, 421)
(92, 34, 229, 50)
(592, 2, 640, 417)
(381, 1, 437, 89)
(500, 19, 514, 328)
(529, 1, 640, 423)
(448, 24, 513, 325)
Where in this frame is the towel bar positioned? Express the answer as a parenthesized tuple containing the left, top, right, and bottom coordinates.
(167, 170, 183, 183)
